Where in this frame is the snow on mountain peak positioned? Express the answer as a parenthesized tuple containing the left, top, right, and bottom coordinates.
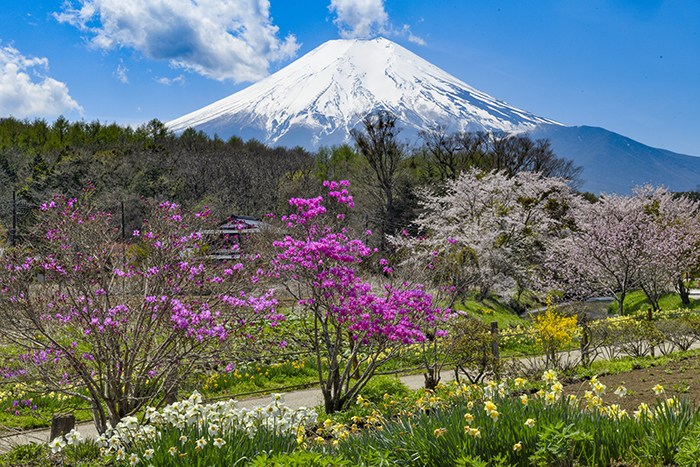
(167, 37, 563, 147)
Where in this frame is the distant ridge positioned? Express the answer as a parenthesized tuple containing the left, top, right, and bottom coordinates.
(532, 125, 700, 195)
(168, 38, 700, 195)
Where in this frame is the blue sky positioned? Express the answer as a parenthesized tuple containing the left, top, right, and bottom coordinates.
(1, 0, 699, 156)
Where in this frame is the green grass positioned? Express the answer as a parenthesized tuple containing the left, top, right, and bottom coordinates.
(191, 356, 320, 398)
(608, 290, 700, 315)
(0, 388, 93, 430)
(452, 294, 530, 328)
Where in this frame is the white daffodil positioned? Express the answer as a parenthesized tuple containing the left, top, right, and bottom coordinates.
(65, 428, 83, 445)
(213, 437, 226, 448)
(50, 436, 66, 454)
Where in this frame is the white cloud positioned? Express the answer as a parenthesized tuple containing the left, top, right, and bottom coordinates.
(155, 75, 186, 86)
(54, 0, 300, 83)
(328, 0, 426, 44)
(115, 64, 128, 83)
(329, 0, 389, 38)
(401, 25, 426, 46)
(0, 44, 82, 118)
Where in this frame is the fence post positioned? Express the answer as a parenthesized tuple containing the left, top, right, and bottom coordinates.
(580, 312, 589, 368)
(648, 307, 655, 357)
(490, 321, 499, 360)
(50, 413, 75, 441)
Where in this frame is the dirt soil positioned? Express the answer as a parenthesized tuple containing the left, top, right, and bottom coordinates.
(562, 354, 700, 414)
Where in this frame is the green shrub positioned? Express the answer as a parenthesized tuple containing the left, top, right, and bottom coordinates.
(450, 316, 501, 383)
(359, 375, 410, 405)
(251, 451, 351, 466)
(676, 422, 700, 467)
(0, 443, 48, 467)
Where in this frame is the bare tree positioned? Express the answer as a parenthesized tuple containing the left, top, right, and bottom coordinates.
(350, 110, 406, 246)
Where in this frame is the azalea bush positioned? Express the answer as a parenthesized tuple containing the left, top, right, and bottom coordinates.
(0, 193, 277, 432)
(270, 181, 449, 413)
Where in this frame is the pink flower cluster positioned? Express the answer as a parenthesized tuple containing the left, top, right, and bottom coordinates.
(274, 182, 446, 347)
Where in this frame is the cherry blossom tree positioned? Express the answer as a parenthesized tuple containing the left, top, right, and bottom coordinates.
(391, 169, 577, 305)
(0, 194, 276, 433)
(545, 186, 700, 313)
(628, 186, 700, 311)
(270, 181, 448, 413)
(544, 192, 646, 314)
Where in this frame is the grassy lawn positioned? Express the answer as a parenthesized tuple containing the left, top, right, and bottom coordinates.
(609, 289, 700, 315)
(451, 293, 531, 328)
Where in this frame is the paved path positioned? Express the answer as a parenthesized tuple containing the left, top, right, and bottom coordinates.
(4, 299, 700, 452)
(0, 372, 442, 452)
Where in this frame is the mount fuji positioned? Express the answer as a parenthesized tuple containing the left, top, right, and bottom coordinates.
(167, 38, 562, 147)
(167, 38, 700, 194)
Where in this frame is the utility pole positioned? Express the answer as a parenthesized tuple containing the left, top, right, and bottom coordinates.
(364, 213, 369, 246)
(12, 191, 16, 247)
(121, 201, 125, 240)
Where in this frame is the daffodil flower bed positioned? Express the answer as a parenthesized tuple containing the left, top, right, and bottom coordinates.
(326, 372, 700, 467)
(49, 369, 700, 466)
(83, 391, 316, 466)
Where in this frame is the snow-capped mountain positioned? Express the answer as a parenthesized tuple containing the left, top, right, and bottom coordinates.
(167, 38, 563, 147)
(168, 37, 700, 194)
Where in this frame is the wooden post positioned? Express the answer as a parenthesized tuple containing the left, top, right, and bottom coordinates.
(12, 191, 16, 247)
(648, 307, 655, 357)
(490, 321, 499, 360)
(50, 413, 75, 441)
(580, 312, 589, 368)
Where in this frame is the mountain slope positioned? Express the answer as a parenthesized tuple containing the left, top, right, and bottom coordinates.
(167, 38, 562, 146)
(532, 126, 700, 194)
(168, 37, 700, 195)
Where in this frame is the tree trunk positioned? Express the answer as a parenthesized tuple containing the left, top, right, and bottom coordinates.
(678, 277, 690, 305)
(617, 290, 626, 315)
(424, 367, 440, 390)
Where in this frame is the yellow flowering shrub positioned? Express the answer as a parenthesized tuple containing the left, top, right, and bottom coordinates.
(532, 296, 579, 367)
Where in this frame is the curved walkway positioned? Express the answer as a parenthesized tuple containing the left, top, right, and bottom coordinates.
(4, 297, 700, 453)
(0, 372, 440, 452)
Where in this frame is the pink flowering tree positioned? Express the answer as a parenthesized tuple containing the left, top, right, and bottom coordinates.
(391, 169, 577, 306)
(633, 186, 700, 310)
(0, 195, 277, 433)
(387, 170, 576, 386)
(271, 181, 448, 413)
(544, 192, 646, 313)
(544, 186, 700, 313)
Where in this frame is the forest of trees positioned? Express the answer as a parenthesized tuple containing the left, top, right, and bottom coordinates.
(4, 112, 700, 329)
(0, 112, 585, 249)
